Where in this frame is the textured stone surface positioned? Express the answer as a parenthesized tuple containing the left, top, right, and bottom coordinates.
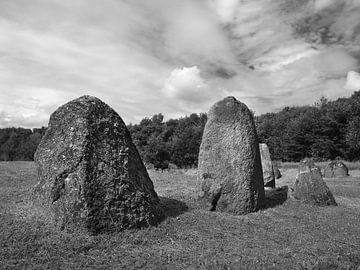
(259, 143, 275, 187)
(323, 160, 349, 178)
(198, 96, 265, 215)
(34, 95, 161, 233)
(291, 158, 337, 206)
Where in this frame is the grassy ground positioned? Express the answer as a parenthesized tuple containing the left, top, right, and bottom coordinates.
(1, 162, 360, 269)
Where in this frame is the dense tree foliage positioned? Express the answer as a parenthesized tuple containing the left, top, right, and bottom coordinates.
(256, 91, 360, 161)
(1, 91, 360, 164)
(128, 113, 207, 169)
(0, 127, 46, 161)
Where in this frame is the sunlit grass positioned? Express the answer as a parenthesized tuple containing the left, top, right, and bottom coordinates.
(1, 162, 360, 269)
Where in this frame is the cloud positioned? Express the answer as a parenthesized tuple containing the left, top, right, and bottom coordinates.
(0, 0, 359, 127)
(163, 66, 217, 104)
(252, 43, 319, 72)
(344, 71, 360, 91)
(313, 0, 337, 11)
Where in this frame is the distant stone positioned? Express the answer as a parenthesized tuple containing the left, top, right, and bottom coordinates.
(34, 95, 161, 233)
(198, 96, 265, 215)
(259, 143, 275, 188)
(273, 163, 282, 179)
(291, 158, 337, 206)
(299, 158, 322, 176)
(168, 163, 178, 170)
(323, 160, 349, 178)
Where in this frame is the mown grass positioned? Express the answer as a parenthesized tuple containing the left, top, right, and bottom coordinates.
(1, 162, 360, 269)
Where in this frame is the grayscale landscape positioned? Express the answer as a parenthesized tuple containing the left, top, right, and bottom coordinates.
(1, 1, 360, 269)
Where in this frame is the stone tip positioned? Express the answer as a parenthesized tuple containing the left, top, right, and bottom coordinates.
(76, 95, 102, 101)
(223, 96, 237, 101)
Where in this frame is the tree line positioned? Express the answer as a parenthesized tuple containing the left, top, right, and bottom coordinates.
(256, 91, 360, 161)
(1, 91, 360, 165)
(0, 127, 46, 161)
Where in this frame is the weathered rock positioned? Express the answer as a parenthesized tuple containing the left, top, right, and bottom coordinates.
(291, 158, 337, 206)
(198, 96, 265, 215)
(273, 163, 282, 179)
(259, 143, 275, 188)
(323, 160, 349, 178)
(34, 95, 161, 233)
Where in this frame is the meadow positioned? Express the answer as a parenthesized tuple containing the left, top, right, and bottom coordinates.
(1, 162, 360, 269)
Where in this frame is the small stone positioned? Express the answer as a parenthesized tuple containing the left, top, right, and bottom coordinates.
(323, 160, 349, 178)
(273, 163, 282, 179)
(291, 158, 337, 206)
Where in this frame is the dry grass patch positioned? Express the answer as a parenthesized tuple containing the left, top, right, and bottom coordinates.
(1, 162, 360, 269)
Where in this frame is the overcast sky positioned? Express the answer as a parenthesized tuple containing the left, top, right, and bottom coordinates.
(1, 0, 360, 128)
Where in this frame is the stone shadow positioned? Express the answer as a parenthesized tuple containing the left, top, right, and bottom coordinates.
(264, 185, 289, 209)
(158, 196, 189, 220)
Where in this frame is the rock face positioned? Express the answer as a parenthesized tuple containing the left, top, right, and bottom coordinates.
(198, 96, 265, 215)
(291, 158, 337, 206)
(323, 160, 349, 178)
(259, 143, 275, 188)
(34, 95, 161, 233)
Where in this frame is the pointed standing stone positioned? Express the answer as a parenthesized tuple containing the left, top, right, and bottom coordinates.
(34, 95, 161, 233)
(198, 96, 265, 215)
(292, 158, 337, 206)
(323, 160, 349, 178)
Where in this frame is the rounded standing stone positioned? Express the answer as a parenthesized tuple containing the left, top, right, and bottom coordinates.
(198, 96, 265, 215)
(34, 95, 161, 233)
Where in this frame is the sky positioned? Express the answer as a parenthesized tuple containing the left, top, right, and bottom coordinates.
(1, 0, 360, 128)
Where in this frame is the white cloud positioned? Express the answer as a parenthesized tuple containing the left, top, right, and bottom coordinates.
(210, 0, 238, 23)
(253, 43, 319, 72)
(0, 0, 359, 127)
(312, 0, 337, 11)
(344, 71, 360, 91)
(163, 66, 210, 103)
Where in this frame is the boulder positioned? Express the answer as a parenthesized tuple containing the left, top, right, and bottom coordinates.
(323, 160, 349, 178)
(291, 158, 337, 206)
(34, 95, 161, 233)
(259, 143, 275, 188)
(198, 96, 265, 215)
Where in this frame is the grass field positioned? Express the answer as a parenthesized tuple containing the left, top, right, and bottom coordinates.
(1, 162, 360, 269)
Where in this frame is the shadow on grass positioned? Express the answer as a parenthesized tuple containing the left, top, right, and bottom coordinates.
(158, 196, 189, 219)
(264, 186, 288, 209)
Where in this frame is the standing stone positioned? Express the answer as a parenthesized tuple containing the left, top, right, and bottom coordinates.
(273, 163, 282, 179)
(198, 96, 265, 215)
(291, 158, 337, 206)
(34, 95, 161, 233)
(323, 160, 349, 178)
(259, 143, 275, 188)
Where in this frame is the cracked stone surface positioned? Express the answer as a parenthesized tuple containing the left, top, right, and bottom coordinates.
(197, 96, 265, 215)
(34, 95, 161, 233)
